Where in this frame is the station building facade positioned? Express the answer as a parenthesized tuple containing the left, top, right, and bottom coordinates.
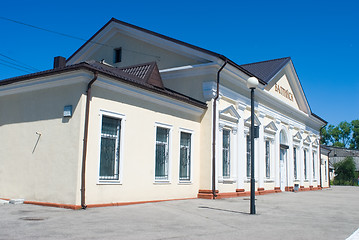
(0, 18, 328, 209)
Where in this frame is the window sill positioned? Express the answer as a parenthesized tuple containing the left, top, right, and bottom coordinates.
(97, 181, 122, 185)
(245, 179, 258, 183)
(219, 178, 237, 184)
(264, 179, 274, 183)
(178, 181, 192, 185)
(153, 180, 171, 185)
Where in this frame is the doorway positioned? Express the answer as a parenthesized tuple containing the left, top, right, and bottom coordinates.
(280, 147, 288, 191)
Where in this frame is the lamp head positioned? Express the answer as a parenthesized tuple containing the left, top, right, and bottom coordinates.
(247, 77, 259, 89)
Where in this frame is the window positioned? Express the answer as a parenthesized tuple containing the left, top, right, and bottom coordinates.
(325, 160, 328, 181)
(114, 48, 122, 63)
(155, 127, 170, 180)
(294, 147, 298, 179)
(222, 129, 231, 178)
(265, 140, 270, 179)
(99, 115, 121, 181)
(304, 149, 307, 180)
(313, 152, 316, 179)
(246, 135, 251, 178)
(179, 132, 191, 181)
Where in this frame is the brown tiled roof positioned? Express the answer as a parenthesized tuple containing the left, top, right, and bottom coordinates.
(0, 61, 206, 109)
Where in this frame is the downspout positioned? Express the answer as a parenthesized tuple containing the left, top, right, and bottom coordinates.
(81, 71, 98, 209)
(212, 60, 227, 199)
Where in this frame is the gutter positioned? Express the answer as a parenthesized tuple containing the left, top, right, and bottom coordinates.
(80, 71, 98, 209)
(212, 60, 227, 199)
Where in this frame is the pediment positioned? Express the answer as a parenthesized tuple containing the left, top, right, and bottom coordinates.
(264, 121, 278, 133)
(244, 114, 261, 126)
(66, 19, 214, 70)
(304, 136, 312, 144)
(264, 61, 311, 115)
(219, 105, 240, 123)
(293, 131, 302, 142)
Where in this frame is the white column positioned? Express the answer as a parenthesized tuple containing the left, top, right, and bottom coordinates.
(309, 136, 313, 186)
(236, 103, 246, 190)
(288, 125, 294, 188)
(275, 119, 281, 188)
(232, 126, 238, 182)
(258, 112, 265, 189)
(316, 144, 321, 187)
(299, 130, 304, 187)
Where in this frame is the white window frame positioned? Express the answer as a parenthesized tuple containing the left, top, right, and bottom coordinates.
(246, 134, 251, 179)
(222, 128, 231, 179)
(312, 151, 317, 180)
(97, 110, 125, 184)
(154, 122, 173, 183)
(265, 139, 272, 179)
(293, 145, 299, 180)
(303, 148, 308, 180)
(178, 128, 194, 183)
(218, 122, 237, 183)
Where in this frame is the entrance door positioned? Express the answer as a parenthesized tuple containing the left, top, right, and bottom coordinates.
(280, 148, 287, 191)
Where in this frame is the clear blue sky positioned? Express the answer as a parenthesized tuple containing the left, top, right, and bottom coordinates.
(1, 0, 358, 126)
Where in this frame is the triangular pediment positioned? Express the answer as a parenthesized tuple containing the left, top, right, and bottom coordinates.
(264, 121, 278, 133)
(293, 131, 302, 142)
(263, 60, 311, 115)
(244, 114, 261, 126)
(219, 105, 240, 123)
(304, 136, 312, 144)
(66, 18, 214, 70)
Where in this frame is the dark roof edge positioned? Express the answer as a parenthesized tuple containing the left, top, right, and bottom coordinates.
(239, 57, 291, 83)
(321, 145, 359, 151)
(66, 18, 259, 83)
(311, 112, 327, 125)
(67, 18, 223, 63)
(0, 63, 207, 109)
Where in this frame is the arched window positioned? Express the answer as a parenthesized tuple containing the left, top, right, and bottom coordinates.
(280, 130, 288, 145)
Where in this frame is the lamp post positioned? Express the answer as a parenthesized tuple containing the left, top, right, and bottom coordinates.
(247, 76, 258, 215)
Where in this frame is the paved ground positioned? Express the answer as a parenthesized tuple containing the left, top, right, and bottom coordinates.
(1, 186, 358, 240)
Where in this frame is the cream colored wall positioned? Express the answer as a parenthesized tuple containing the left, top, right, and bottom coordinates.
(199, 100, 213, 190)
(321, 153, 330, 188)
(0, 83, 86, 205)
(87, 32, 208, 70)
(84, 85, 202, 204)
(163, 74, 213, 103)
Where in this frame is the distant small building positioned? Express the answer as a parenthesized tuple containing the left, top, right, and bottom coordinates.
(321, 145, 333, 181)
(324, 145, 359, 172)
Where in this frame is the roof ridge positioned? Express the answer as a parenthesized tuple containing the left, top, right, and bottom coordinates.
(240, 57, 291, 66)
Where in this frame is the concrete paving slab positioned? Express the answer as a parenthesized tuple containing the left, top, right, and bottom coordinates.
(0, 186, 358, 240)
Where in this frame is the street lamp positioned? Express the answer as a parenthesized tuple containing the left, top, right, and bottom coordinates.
(247, 76, 258, 215)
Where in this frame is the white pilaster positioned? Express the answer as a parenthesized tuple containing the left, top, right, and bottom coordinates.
(275, 119, 281, 188)
(288, 125, 294, 188)
(309, 136, 313, 186)
(236, 102, 246, 190)
(258, 112, 265, 189)
(299, 130, 304, 187)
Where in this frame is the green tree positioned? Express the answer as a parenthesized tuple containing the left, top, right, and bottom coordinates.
(333, 156, 356, 185)
(350, 120, 359, 149)
(321, 121, 353, 148)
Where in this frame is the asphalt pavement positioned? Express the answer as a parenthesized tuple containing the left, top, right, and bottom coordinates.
(1, 186, 358, 240)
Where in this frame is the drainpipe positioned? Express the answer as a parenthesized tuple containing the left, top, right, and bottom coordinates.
(81, 71, 98, 209)
(212, 60, 227, 199)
